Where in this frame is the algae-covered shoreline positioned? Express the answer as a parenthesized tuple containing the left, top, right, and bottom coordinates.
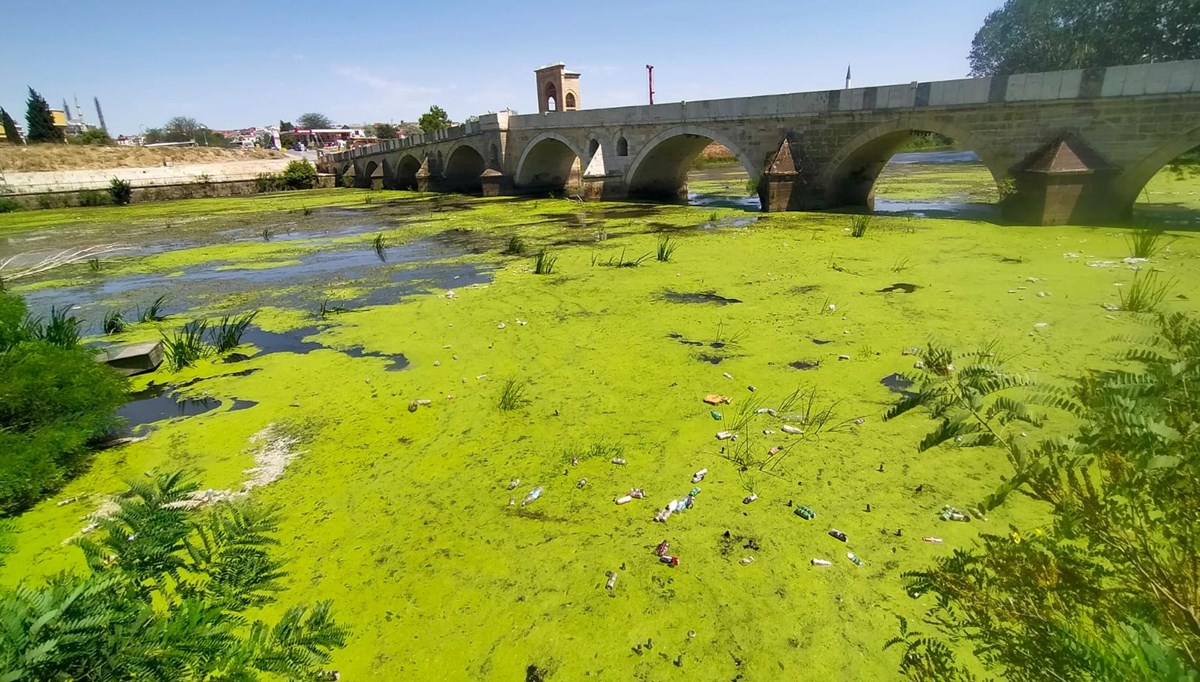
(1, 164, 1198, 679)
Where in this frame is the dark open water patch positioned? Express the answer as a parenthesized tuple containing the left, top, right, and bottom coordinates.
(812, 339, 833, 345)
(662, 291, 742, 305)
(880, 373, 915, 395)
(667, 332, 704, 347)
(877, 283, 920, 294)
(790, 360, 821, 370)
(239, 325, 410, 369)
(341, 346, 409, 370)
(116, 369, 263, 432)
(241, 325, 325, 356)
(698, 353, 724, 365)
(18, 236, 488, 328)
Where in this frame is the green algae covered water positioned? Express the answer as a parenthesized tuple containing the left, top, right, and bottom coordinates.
(1, 164, 1198, 679)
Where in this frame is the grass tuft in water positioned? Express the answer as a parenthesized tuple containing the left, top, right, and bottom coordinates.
(138, 295, 168, 323)
(533, 250, 557, 275)
(372, 234, 387, 262)
(503, 235, 526, 256)
(26, 306, 82, 348)
(317, 297, 347, 319)
(302, 205, 314, 217)
(597, 248, 651, 268)
(87, 258, 102, 273)
(850, 215, 872, 238)
(262, 227, 272, 241)
(656, 237, 677, 263)
(498, 378, 529, 412)
(1125, 229, 1166, 259)
(891, 257, 910, 273)
(1119, 270, 1173, 313)
(162, 320, 209, 371)
(208, 311, 258, 353)
(102, 309, 127, 335)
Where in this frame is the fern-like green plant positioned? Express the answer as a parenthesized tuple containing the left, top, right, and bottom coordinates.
(2, 471, 348, 681)
(884, 314, 1200, 681)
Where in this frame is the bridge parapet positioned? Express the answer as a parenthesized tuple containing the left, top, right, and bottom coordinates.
(326, 59, 1200, 225)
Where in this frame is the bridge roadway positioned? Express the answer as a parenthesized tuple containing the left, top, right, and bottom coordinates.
(320, 60, 1200, 225)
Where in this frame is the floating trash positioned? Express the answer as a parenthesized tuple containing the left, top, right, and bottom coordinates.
(520, 486, 543, 506)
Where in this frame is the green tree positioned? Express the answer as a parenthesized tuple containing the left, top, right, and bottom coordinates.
(0, 471, 348, 680)
(969, 0, 1200, 76)
(372, 122, 398, 139)
(24, 87, 63, 143)
(143, 116, 204, 144)
(297, 112, 333, 129)
(281, 159, 318, 189)
(0, 108, 22, 144)
(67, 129, 114, 145)
(418, 105, 450, 133)
(884, 314, 1200, 680)
(0, 291, 127, 514)
(279, 120, 294, 132)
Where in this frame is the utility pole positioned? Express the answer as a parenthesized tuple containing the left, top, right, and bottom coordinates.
(646, 64, 655, 105)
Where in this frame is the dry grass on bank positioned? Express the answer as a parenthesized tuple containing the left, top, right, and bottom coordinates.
(0, 145, 285, 173)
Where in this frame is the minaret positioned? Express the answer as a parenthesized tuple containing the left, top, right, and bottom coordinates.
(845, 64, 852, 90)
(94, 97, 109, 135)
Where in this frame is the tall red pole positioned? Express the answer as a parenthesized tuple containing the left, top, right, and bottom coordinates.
(646, 64, 655, 105)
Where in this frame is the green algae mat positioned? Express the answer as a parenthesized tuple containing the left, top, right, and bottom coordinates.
(1, 168, 1198, 679)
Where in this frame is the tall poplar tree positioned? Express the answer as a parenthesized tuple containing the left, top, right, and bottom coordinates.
(0, 108, 22, 144)
(25, 87, 64, 143)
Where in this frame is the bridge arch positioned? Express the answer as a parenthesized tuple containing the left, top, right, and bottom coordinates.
(363, 160, 381, 189)
(396, 153, 422, 190)
(1113, 123, 1200, 211)
(515, 132, 588, 195)
(625, 125, 760, 203)
(821, 117, 1004, 207)
(443, 143, 487, 194)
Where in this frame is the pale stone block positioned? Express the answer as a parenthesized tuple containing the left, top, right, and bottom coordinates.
(928, 81, 946, 107)
(1006, 74, 1027, 101)
(1122, 64, 1149, 95)
(1101, 66, 1127, 97)
(1038, 72, 1061, 100)
(1166, 61, 1197, 93)
(1058, 69, 1083, 98)
(967, 78, 991, 104)
(1144, 63, 1171, 94)
(944, 80, 964, 106)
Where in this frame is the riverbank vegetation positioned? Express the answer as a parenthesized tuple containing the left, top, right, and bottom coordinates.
(0, 289, 126, 515)
(887, 313, 1200, 680)
(0, 471, 348, 680)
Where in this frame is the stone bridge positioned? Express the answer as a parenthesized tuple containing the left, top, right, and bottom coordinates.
(320, 59, 1200, 225)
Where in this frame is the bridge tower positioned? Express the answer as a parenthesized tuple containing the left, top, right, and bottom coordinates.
(535, 63, 580, 113)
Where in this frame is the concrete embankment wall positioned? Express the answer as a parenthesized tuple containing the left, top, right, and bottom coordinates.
(2, 175, 335, 210)
(0, 157, 330, 209)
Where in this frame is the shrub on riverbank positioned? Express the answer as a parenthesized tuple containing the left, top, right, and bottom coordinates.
(887, 313, 1200, 680)
(0, 291, 127, 515)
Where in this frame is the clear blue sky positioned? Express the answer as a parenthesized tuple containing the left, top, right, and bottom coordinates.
(0, 0, 1000, 136)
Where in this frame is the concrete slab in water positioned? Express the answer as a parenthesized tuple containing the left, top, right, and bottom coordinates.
(99, 340, 164, 377)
